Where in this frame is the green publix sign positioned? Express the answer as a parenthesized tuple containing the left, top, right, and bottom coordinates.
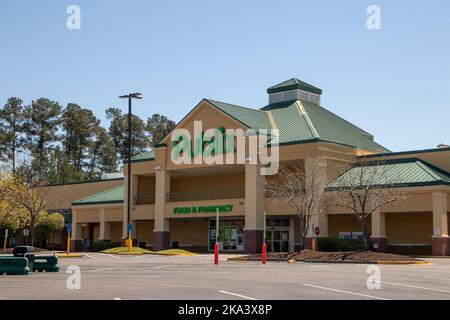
(173, 205, 233, 215)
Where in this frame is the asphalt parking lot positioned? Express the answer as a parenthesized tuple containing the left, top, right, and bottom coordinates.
(1, 253, 450, 300)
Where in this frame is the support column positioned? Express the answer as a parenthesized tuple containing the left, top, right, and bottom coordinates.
(99, 209, 111, 241)
(305, 158, 328, 250)
(244, 163, 265, 254)
(153, 169, 171, 251)
(370, 208, 387, 252)
(432, 192, 449, 256)
(71, 209, 83, 251)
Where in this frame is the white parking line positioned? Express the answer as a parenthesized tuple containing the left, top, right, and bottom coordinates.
(153, 265, 172, 269)
(303, 284, 390, 300)
(218, 290, 257, 300)
(85, 254, 99, 260)
(382, 281, 450, 294)
(85, 267, 115, 273)
(107, 254, 120, 259)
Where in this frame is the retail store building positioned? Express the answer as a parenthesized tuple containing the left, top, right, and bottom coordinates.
(48, 79, 449, 255)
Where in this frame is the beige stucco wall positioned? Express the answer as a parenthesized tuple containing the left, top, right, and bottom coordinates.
(385, 212, 432, 245)
(110, 222, 123, 241)
(328, 214, 372, 238)
(46, 179, 123, 210)
(133, 204, 155, 220)
(135, 220, 154, 244)
(171, 218, 209, 246)
(137, 176, 155, 196)
(171, 172, 244, 193)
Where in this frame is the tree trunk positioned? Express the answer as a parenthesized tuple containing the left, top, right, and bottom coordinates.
(359, 216, 370, 250)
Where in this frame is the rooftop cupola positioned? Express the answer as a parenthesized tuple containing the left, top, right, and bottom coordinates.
(267, 78, 322, 105)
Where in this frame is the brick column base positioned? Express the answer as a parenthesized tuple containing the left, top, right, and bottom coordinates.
(432, 237, 450, 256)
(70, 240, 83, 252)
(244, 230, 263, 254)
(153, 231, 171, 251)
(370, 237, 388, 252)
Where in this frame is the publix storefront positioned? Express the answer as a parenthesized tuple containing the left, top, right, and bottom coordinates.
(66, 78, 450, 255)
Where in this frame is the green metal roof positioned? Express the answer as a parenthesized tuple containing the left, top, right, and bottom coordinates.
(72, 186, 124, 206)
(261, 100, 388, 151)
(328, 158, 450, 189)
(152, 85, 389, 153)
(267, 78, 323, 95)
(131, 150, 155, 162)
(206, 99, 272, 130)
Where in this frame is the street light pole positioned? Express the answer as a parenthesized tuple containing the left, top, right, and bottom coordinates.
(119, 92, 142, 252)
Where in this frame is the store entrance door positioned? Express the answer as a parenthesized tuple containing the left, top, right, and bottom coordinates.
(265, 218, 290, 253)
(209, 219, 244, 252)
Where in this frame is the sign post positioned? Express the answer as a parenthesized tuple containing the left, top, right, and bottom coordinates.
(23, 228, 30, 246)
(127, 223, 133, 253)
(214, 208, 219, 265)
(3, 229, 8, 250)
(262, 211, 267, 265)
(315, 226, 320, 253)
(66, 224, 72, 256)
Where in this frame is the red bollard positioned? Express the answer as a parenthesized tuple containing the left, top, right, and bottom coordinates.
(214, 242, 219, 265)
(262, 243, 267, 265)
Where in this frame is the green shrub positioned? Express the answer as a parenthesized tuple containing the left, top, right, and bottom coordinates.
(338, 238, 365, 251)
(317, 237, 339, 251)
(317, 237, 365, 252)
(92, 241, 121, 252)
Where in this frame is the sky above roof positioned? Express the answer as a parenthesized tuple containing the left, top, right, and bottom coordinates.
(1, 1, 449, 152)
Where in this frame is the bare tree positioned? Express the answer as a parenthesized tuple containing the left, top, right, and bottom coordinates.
(265, 164, 327, 250)
(326, 158, 408, 249)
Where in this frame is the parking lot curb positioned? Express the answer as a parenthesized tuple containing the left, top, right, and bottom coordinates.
(376, 260, 430, 265)
(56, 253, 84, 258)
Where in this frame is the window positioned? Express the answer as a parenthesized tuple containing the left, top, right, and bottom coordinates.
(339, 231, 364, 240)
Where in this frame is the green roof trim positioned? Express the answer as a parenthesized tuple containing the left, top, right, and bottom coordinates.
(361, 146, 450, 158)
(47, 177, 123, 187)
(72, 186, 124, 206)
(327, 158, 450, 190)
(267, 78, 322, 95)
(131, 150, 155, 163)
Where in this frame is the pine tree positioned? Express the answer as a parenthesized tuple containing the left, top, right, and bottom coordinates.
(0, 97, 26, 173)
(106, 108, 149, 167)
(23, 98, 62, 182)
(145, 114, 176, 147)
(88, 126, 117, 179)
(61, 103, 100, 173)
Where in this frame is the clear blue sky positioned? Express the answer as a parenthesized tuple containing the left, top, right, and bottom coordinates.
(1, 0, 449, 152)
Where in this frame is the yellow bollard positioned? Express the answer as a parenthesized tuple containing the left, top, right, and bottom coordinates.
(67, 234, 71, 256)
(128, 234, 132, 252)
(312, 238, 316, 258)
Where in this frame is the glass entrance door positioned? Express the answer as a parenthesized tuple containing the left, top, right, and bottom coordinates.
(265, 218, 290, 253)
(266, 230, 289, 252)
(209, 219, 244, 251)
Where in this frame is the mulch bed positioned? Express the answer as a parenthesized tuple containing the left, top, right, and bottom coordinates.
(231, 249, 423, 263)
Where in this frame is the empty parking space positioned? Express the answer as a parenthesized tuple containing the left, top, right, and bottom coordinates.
(1, 253, 450, 300)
